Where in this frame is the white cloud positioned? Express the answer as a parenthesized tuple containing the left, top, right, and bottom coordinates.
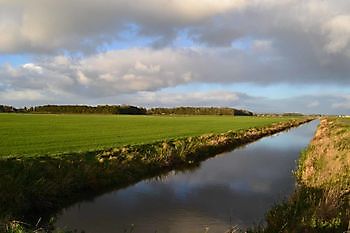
(0, 89, 45, 101)
(134, 61, 160, 74)
(1, 46, 350, 103)
(324, 15, 350, 54)
(76, 70, 90, 85)
(0, 48, 196, 99)
(22, 63, 43, 74)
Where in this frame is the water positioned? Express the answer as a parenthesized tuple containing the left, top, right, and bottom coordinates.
(56, 120, 319, 233)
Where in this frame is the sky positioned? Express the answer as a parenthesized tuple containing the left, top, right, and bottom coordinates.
(0, 0, 350, 114)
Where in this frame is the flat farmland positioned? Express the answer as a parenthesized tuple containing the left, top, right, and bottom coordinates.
(0, 114, 297, 157)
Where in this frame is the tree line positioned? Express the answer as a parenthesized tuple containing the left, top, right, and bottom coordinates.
(0, 105, 18, 113)
(0, 105, 147, 115)
(147, 107, 254, 116)
(29, 105, 147, 115)
(0, 105, 254, 116)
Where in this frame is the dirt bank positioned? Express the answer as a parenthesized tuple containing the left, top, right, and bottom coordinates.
(251, 118, 349, 233)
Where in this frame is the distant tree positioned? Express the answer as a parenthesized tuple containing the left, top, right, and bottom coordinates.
(282, 112, 304, 116)
(27, 105, 147, 115)
(2, 104, 253, 116)
(147, 107, 254, 116)
(0, 105, 17, 113)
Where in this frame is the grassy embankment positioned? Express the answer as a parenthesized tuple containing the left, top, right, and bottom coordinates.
(0, 114, 312, 231)
(251, 118, 349, 233)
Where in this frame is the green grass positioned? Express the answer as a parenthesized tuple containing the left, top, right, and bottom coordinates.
(0, 114, 296, 157)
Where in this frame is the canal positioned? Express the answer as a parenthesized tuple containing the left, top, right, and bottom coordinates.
(56, 120, 319, 233)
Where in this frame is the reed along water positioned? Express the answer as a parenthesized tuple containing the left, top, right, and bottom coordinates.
(55, 120, 319, 233)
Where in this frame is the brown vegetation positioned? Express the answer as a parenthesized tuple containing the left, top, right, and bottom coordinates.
(251, 118, 350, 233)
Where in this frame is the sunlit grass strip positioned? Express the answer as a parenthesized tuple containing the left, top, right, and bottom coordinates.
(96, 118, 312, 164)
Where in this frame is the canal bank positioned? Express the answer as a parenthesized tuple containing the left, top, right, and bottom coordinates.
(250, 118, 349, 233)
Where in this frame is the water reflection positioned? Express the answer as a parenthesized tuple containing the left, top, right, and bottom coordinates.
(56, 121, 318, 233)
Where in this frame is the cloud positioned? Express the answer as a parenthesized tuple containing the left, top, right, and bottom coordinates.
(250, 95, 350, 115)
(324, 15, 350, 54)
(1, 1, 350, 84)
(331, 95, 350, 110)
(22, 63, 43, 74)
(0, 89, 45, 101)
(126, 90, 242, 107)
(1, 1, 350, 54)
(1, 0, 350, 115)
(1, 46, 350, 104)
(307, 101, 320, 108)
(0, 0, 246, 53)
(1, 48, 196, 99)
(2, 68, 349, 115)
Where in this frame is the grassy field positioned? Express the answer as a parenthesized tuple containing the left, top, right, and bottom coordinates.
(0, 114, 297, 157)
